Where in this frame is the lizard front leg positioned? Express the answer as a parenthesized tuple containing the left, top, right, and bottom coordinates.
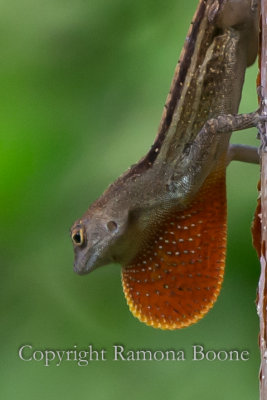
(194, 111, 266, 166)
(227, 144, 259, 165)
(185, 111, 265, 173)
(169, 111, 263, 201)
(192, 111, 262, 159)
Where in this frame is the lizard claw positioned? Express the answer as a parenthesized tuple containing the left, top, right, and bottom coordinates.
(256, 115, 267, 152)
(257, 86, 265, 110)
(254, 89, 267, 149)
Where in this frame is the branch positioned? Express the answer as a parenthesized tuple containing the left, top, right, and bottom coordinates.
(255, 1, 267, 398)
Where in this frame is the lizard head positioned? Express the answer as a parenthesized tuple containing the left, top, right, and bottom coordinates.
(70, 175, 157, 275)
(70, 203, 132, 275)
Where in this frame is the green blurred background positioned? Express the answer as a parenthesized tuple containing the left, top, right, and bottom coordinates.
(1, 0, 262, 398)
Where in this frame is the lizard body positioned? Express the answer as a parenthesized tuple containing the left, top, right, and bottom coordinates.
(71, 0, 260, 329)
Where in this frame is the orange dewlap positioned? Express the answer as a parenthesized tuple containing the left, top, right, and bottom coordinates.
(122, 167, 227, 330)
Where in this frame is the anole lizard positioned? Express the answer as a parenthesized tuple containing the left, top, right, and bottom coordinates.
(70, 0, 262, 329)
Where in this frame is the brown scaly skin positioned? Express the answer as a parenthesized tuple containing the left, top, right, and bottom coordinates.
(70, 0, 260, 329)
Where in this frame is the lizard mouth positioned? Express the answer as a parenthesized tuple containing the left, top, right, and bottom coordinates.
(73, 251, 99, 275)
(73, 239, 107, 275)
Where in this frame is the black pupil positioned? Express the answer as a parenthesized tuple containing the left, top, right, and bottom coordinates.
(73, 232, 81, 244)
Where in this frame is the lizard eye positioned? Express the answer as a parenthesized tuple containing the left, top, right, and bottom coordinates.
(106, 220, 118, 233)
(71, 227, 86, 247)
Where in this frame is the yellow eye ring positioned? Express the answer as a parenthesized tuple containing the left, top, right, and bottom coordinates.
(71, 227, 85, 247)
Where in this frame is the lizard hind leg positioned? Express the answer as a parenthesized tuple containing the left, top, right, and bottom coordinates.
(122, 169, 227, 330)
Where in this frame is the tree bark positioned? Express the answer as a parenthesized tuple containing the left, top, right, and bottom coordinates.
(256, 1, 267, 398)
